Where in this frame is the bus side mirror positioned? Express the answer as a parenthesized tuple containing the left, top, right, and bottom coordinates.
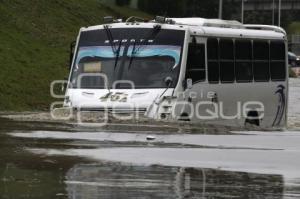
(69, 41, 76, 70)
(164, 76, 173, 87)
(187, 78, 193, 89)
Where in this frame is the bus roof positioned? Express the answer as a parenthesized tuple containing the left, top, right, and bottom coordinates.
(171, 17, 286, 40)
(81, 17, 286, 41)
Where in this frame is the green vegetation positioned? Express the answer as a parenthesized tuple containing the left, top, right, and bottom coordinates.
(137, 0, 239, 20)
(0, 0, 151, 111)
(289, 68, 297, 78)
(287, 21, 300, 34)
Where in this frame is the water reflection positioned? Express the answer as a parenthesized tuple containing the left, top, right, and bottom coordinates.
(66, 163, 284, 199)
(0, 118, 294, 198)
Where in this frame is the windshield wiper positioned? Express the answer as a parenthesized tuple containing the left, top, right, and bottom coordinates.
(104, 25, 123, 72)
(114, 41, 122, 71)
(127, 25, 161, 70)
(103, 25, 124, 91)
(128, 40, 137, 70)
(134, 24, 161, 54)
(104, 25, 116, 54)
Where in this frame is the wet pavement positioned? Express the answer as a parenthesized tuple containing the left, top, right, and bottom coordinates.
(1, 79, 300, 199)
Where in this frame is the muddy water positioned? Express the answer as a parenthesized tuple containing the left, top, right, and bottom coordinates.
(0, 119, 85, 199)
(0, 117, 299, 199)
(1, 78, 300, 199)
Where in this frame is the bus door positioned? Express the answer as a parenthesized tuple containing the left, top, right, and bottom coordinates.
(183, 37, 217, 121)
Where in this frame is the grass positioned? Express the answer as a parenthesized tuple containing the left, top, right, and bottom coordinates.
(287, 21, 300, 34)
(0, 0, 151, 111)
(289, 68, 297, 78)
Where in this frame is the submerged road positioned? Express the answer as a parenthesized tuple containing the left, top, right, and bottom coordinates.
(1, 78, 300, 198)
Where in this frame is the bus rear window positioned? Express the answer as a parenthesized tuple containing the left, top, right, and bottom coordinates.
(270, 41, 285, 60)
(270, 62, 286, 81)
(270, 41, 286, 81)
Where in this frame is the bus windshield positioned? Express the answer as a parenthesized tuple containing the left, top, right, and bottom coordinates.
(70, 28, 185, 89)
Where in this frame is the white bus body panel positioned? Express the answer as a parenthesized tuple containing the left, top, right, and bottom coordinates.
(66, 89, 173, 111)
(65, 19, 288, 128)
(184, 81, 287, 128)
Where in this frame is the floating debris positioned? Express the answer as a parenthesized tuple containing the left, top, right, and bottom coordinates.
(146, 135, 156, 141)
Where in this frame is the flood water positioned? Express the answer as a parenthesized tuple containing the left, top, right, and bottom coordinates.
(1, 79, 300, 199)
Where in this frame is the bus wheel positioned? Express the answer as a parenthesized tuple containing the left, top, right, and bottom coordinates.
(245, 111, 260, 126)
(179, 113, 190, 122)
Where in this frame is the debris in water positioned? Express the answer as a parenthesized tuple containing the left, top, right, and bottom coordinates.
(146, 135, 156, 141)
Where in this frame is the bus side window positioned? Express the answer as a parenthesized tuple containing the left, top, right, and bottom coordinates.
(186, 43, 206, 83)
(220, 39, 235, 83)
(235, 40, 253, 82)
(207, 38, 219, 83)
(270, 41, 286, 81)
(253, 41, 270, 82)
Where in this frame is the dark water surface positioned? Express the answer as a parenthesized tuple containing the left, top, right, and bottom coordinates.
(0, 118, 299, 199)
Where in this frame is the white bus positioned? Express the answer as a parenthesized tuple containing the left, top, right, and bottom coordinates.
(64, 17, 288, 128)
